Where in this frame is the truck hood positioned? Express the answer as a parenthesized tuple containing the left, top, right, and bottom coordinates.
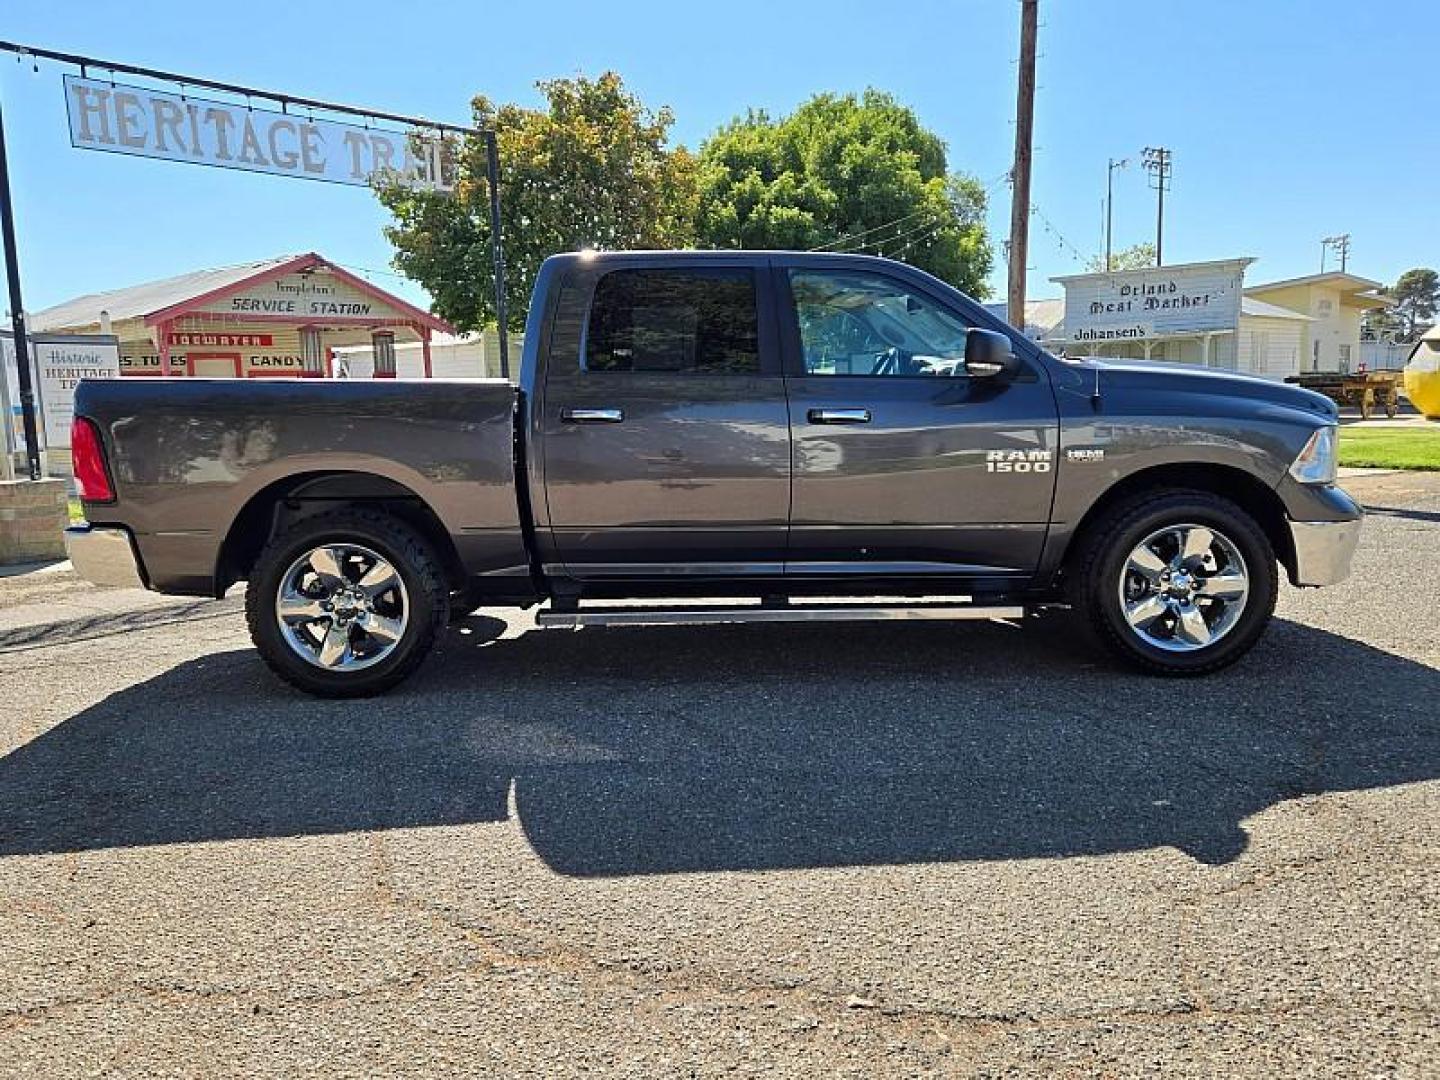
(1063, 357, 1339, 421)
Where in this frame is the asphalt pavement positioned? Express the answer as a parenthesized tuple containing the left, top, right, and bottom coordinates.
(1, 472, 1436, 1077)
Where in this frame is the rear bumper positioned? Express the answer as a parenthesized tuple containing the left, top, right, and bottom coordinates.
(64, 525, 148, 590)
(1287, 516, 1363, 587)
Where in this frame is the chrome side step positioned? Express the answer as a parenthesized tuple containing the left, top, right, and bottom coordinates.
(535, 600, 1027, 629)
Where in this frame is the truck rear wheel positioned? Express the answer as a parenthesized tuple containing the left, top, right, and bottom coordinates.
(1070, 491, 1278, 676)
(245, 509, 449, 697)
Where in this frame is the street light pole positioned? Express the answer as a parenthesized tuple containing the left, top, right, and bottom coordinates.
(1105, 157, 1128, 272)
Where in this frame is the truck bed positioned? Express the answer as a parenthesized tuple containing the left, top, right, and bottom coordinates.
(76, 377, 527, 594)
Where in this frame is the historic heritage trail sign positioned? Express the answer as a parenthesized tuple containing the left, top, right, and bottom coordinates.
(64, 75, 454, 192)
(2, 332, 120, 455)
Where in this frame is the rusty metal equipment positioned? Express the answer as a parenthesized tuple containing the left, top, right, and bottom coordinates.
(1286, 370, 1404, 420)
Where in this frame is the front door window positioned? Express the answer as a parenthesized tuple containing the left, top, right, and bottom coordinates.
(791, 270, 973, 377)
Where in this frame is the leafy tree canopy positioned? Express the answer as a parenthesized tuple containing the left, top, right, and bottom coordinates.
(378, 73, 696, 332)
(1391, 267, 1438, 341)
(1086, 242, 1156, 273)
(695, 91, 993, 297)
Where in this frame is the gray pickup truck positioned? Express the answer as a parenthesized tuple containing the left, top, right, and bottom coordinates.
(64, 251, 1362, 696)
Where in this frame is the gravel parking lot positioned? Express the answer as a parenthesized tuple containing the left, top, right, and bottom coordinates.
(1, 473, 1437, 1077)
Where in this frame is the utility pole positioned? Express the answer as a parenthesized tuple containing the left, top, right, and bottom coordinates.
(1321, 233, 1350, 274)
(1006, 0, 1038, 331)
(0, 94, 42, 482)
(1104, 157, 1128, 272)
(1141, 146, 1172, 267)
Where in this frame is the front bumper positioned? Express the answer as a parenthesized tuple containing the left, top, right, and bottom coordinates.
(64, 525, 148, 590)
(1287, 515, 1363, 587)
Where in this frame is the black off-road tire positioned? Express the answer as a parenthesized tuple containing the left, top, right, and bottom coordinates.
(245, 508, 449, 697)
(1068, 490, 1278, 676)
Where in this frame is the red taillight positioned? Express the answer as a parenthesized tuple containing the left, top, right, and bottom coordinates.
(71, 417, 114, 503)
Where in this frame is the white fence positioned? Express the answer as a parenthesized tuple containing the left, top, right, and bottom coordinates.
(1359, 340, 1414, 371)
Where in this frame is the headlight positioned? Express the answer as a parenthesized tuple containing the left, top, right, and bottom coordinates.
(1289, 426, 1337, 485)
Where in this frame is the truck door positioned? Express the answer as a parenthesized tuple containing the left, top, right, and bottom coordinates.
(779, 262, 1058, 580)
(538, 260, 791, 580)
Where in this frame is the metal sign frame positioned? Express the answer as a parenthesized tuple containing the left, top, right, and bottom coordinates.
(0, 39, 510, 481)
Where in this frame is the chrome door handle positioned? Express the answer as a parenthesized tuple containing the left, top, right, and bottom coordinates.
(807, 408, 871, 424)
(561, 407, 624, 424)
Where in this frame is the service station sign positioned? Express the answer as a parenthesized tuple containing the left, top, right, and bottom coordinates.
(194, 270, 397, 321)
(1056, 259, 1252, 345)
(64, 75, 454, 192)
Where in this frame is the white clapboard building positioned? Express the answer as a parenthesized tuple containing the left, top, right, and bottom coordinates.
(991, 258, 1389, 381)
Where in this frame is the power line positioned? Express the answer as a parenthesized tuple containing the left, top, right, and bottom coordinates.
(338, 261, 409, 282)
(805, 169, 1008, 255)
(808, 207, 937, 252)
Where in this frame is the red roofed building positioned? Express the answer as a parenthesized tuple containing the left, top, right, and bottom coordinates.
(30, 252, 455, 379)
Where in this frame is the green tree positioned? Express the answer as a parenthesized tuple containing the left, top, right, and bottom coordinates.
(1361, 294, 1398, 341)
(1085, 242, 1156, 273)
(1391, 267, 1439, 341)
(695, 91, 993, 297)
(377, 73, 696, 332)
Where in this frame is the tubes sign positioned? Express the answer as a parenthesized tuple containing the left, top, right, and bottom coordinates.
(63, 75, 454, 192)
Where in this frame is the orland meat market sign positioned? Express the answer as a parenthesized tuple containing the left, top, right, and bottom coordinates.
(64, 75, 454, 191)
(1054, 258, 1254, 344)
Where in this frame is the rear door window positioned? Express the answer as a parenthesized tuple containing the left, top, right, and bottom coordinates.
(585, 269, 760, 375)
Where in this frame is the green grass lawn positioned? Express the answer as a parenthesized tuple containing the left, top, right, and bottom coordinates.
(1338, 427, 1440, 471)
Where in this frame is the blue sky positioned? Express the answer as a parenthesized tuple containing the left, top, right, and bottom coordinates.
(2, 0, 1436, 313)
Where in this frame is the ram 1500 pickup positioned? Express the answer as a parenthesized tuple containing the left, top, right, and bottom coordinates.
(64, 251, 1363, 696)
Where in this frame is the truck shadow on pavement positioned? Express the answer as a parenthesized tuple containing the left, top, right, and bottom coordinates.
(1, 615, 1436, 873)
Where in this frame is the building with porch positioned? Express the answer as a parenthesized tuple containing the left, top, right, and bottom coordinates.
(30, 252, 455, 379)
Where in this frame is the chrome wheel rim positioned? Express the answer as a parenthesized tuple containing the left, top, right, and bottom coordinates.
(275, 543, 409, 672)
(1117, 523, 1249, 653)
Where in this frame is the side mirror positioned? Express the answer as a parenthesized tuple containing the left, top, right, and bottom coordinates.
(964, 328, 1023, 381)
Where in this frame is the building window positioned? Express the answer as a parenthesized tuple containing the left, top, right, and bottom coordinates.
(1339, 344, 1352, 372)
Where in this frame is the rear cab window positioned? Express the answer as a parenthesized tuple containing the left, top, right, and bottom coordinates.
(584, 268, 760, 375)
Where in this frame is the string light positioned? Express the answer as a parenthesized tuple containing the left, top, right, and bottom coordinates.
(809, 207, 935, 252)
(1029, 203, 1088, 266)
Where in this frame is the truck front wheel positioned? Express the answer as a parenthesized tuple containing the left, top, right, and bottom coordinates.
(1070, 491, 1278, 676)
(245, 509, 449, 697)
